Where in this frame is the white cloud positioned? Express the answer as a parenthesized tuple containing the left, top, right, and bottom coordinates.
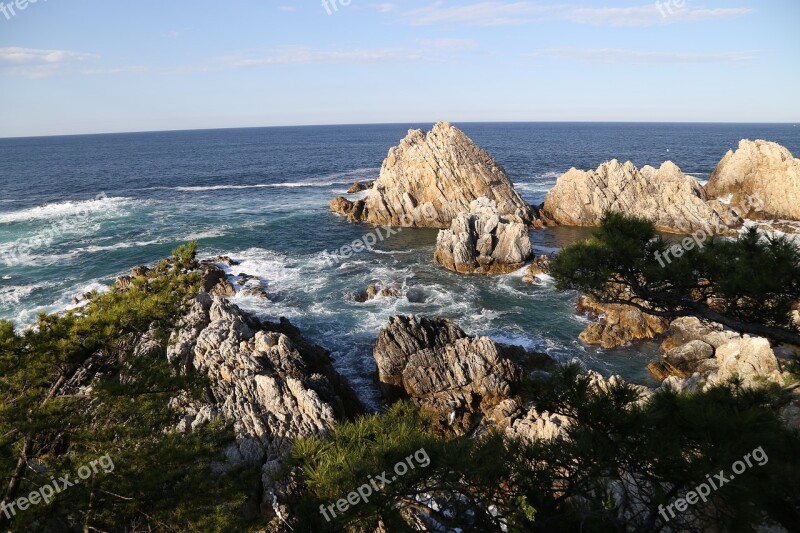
(531, 47, 756, 64)
(0, 47, 98, 78)
(370, 3, 398, 13)
(400, 1, 753, 27)
(278, 5, 297, 12)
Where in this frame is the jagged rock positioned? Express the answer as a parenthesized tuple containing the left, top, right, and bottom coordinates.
(199, 262, 236, 297)
(329, 196, 365, 222)
(522, 255, 552, 283)
(331, 122, 535, 228)
(650, 316, 784, 389)
(166, 293, 364, 524)
(541, 160, 725, 234)
(487, 399, 568, 442)
(354, 283, 401, 303)
(131, 265, 151, 278)
(347, 180, 374, 193)
(660, 316, 740, 352)
(434, 197, 533, 275)
(115, 275, 132, 292)
(372, 315, 553, 435)
(706, 140, 800, 220)
(576, 295, 670, 349)
(240, 286, 269, 299)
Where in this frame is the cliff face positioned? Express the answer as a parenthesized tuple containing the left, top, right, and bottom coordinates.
(330, 122, 535, 228)
(706, 139, 800, 221)
(540, 160, 724, 234)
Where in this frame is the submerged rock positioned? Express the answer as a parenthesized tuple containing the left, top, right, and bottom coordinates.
(541, 160, 725, 234)
(434, 196, 533, 275)
(331, 122, 535, 228)
(706, 140, 800, 221)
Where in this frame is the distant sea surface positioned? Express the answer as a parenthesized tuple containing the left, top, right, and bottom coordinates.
(2, 123, 799, 407)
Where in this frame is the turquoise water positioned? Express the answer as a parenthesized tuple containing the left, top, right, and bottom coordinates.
(2, 123, 799, 407)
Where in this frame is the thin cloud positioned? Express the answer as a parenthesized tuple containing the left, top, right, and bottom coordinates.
(217, 46, 441, 67)
(531, 47, 757, 64)
(401, 1, 753, 27)
(0, 47, 98, 78)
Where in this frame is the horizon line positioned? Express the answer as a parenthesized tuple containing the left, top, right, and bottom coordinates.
(2, 120, 799, 141)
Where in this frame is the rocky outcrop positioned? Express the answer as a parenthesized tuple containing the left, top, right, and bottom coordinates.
(649, 317, 785, 390)
(161, 283, 363, 528)
(576, 295, 671, 349)
(522, 255, 552, 284)
(347, 180, 374, 193)
(331, 122, 536, 228)
(354, 283, 401, 303)
(541, 160, 725, 234)
(372, 315, 554, 435)
(434, 197, 532, 275)
(706, 140, 800, 220)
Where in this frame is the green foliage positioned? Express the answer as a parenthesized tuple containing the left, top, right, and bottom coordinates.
(290, 367, 800, 532)
(290, 402, 523, 532)
(0, 243, 259, 532)
(551, 212, 800, 343)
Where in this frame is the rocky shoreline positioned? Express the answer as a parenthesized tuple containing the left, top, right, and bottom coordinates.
(27, 123, 800, 530)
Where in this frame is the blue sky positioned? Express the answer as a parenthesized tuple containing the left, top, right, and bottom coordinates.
(0, 0, 798, 137)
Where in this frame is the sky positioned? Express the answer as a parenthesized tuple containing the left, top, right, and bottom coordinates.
(0, 0, 798, 137)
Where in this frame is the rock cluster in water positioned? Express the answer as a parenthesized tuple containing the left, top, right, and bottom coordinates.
(434, 196, 532, 275)
(330, 122, 536, 228)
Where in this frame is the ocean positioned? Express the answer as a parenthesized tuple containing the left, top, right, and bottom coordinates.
(2, 122, 799, 408)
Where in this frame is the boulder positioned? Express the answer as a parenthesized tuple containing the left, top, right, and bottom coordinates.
(354, 283, 401, 303)
(522, 255, 552, 283)
(706, 140, 800, 220)
(331, 122, 535, 228)
(650, 317, 785, 390)
(576, 294, 671, 349)
(372, 315, 553, 435)
(541, 160, 725, 234)
(710, 335, 782, 388)
(347, 180, 374, 193)
(329, 196, 364, 223)
(434, 197, 532, 275)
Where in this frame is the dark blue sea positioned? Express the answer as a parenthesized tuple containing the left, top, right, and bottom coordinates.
(2, 123, 799, 406)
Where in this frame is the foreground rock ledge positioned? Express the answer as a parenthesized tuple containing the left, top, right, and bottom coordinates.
(434, 196, 533, 275)
(330, 122, 536, 228)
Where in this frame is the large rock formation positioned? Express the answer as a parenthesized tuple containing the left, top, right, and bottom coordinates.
(372, 315, 554, 435)
(434, 197, 533, 275)
(541, 160, 725, 234)
(706, 139, 800, 221)
(576, 294, 671, 349)
(330, 122, 535, 228)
